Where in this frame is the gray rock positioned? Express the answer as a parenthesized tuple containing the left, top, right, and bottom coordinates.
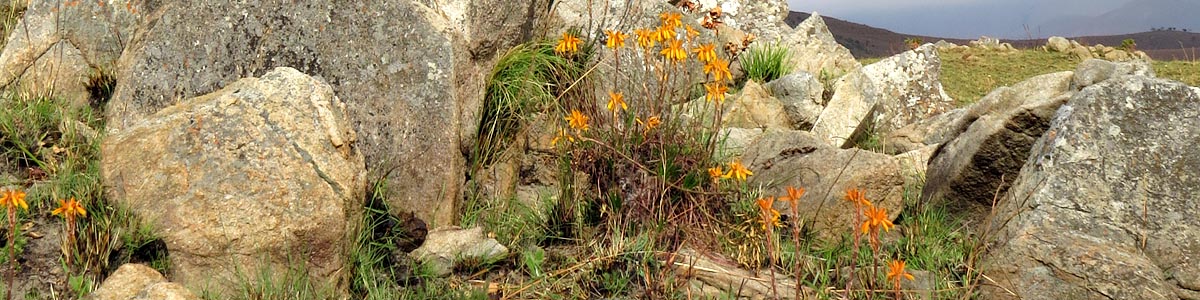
(743, 130, 905, 238)
(810, 71, 876, 148)
(1046, 36, 1071, 52)
(786, 13, 861, 77)
(725, 81, 790, 130)
(0, 0, 138, 107)
(131, 283, 201, 300)
(102, 68, 366, 295)
(812, 44, 953, 148)
(922, 71, 1074, 220)
(881, 108, 964, 154)
(980, 76, 1200, 299)
(91, 264, 167, 300)
(765, 71, 824, 130)
(105, 1, 500, 228)
(1072, 58, 1154, 89)
(715, 127, 766, 160)
(862, 44, 954, 133)
(411, 227, 509, 277)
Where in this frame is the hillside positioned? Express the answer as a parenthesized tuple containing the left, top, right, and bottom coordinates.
(786, 11, 1200, 60)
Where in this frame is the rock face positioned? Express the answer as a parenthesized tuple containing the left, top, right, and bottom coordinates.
(0, 0, 139, 107)
(742, 130, 905, 238)
(91, 264, 199, 300)
(980, 76, 1200, 299)
(921, 71, 1074, 218)
(1072, 58, 1154, 89)
(105, 1, 503, 228)
(725, 81, 791, 129)
(787, 13, 861, 77)
(1046, 36, 1071, 52)
(411, 227, 509, 277)
(765, 71, 825, 130)
(812, 44, 953, 148)
(102, 68, 366, 294)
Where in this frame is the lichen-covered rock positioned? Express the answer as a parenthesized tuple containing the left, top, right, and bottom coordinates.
(1071, 58, 1154, 89)
(725, 81, 790, 129)
(921, 71, 1074, 218)
(812, 44, 953, 148)
(107, 1, 479, 228)
(742, 130, 905, 238)
(411, 227, 509, 277)
(765, 72, 825, 130)
(92, 264, 199, 300)
(102, 68, 366, 295)
(787, 13, 861, 77)
(91, 264, 166, 300)
(980, 76, 1200, 299)
(0, 0, 139, 107)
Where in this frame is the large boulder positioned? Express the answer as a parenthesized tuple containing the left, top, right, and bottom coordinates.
(786, 13, 860, 77)
(920, 71, 1074, 218)
(105, 0, 520, 227)
(91, 264, 199, 300)
(725, 81, 791, 129)
(742, 130, 905, 238)
(980, 76, 1200, 299)
(1045, 36, 1071, 52)
(101, 68, 366, 294)
(811, 44, 953, 148)
(0, 0, 139, 107)
(765, 71, 824, 130)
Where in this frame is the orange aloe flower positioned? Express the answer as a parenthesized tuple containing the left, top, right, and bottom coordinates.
(565, 109, 590, 131)
(708, 166, 724, 183)
(654, 25, 677, 42)
(604, 30, 628, 49)
(550, 128, 575, 146)
(606, 91, 627, 112)
(52, 198, 87, 219)
(704, 82, 728, 104)
(637, 115, 662, 135)
(684, 25, 700, 41)
(724, 160, 752, 181)
(703, 58, 732, 82)
(845, 188, 871, 207)
(635, 28, 656, 49)
(554, 32, 582, 56)
(693, 43, 717, 63)
(660, 12, 682, 29)
(756, 196, 781, 231)
(886, 259, 915, 285)
(1, 189, 27, 211)
(661, 39, 687, 62)
(784, 186, 805, 212)
(861, 204, 894, 234)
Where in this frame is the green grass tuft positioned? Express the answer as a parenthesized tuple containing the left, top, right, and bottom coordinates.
(741, 42, 794, 83)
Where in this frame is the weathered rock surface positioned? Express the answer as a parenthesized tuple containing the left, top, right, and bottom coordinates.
(1072, 58, 1154, 89)
(786, 13, 861, 77)
(105, 1, 500, 228)
(0, 0, 139, 107)
(91, 264, 199, 300)
(102, 68, 366, 294)
(725, 81, 791, 129)
(411, 227, 509, 277)
(812, 44, 953, 148)
(881, 108, 964, 154)
(1046, 36, 1071, 52)
(981, 76, 1200, 299)
(921, 71, 1074, 217)
(673, 248, 810, 299)
(743, 130, 905, 238)
(765, 71, 824, 130)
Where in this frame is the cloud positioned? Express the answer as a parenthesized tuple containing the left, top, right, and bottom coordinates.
(787, 0, 1132, 38)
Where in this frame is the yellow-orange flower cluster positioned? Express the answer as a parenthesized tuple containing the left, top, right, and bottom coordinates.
(0, 189, 27, 211)
(554, 32, 581, 56)
(566, 109, 589, 131)
(604, 30, 627, 49)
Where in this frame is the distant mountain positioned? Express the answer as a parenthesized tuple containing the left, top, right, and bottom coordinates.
(786, 11, 1200, 60)
(1037, 0, 1200, 37)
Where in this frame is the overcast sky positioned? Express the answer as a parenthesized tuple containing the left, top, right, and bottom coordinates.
(785, 0, 1158, 39)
